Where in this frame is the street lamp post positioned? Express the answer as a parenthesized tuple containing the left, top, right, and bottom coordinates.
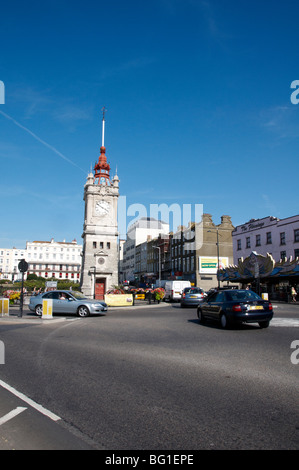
(207, 229, 220, 289)
(153, 245, 161, 286)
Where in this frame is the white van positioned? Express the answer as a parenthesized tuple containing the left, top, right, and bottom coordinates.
(164, 280, 191, 302)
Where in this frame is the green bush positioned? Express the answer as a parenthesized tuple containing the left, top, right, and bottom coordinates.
(57, 281, 80, 291)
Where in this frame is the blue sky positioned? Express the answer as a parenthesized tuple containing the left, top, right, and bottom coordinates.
(0, 0, 298, 247)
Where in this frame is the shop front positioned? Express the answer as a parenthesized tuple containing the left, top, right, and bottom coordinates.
(218, 251, 299, 302)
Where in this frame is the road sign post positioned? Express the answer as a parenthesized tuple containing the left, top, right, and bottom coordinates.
(18, 259, 28, 318)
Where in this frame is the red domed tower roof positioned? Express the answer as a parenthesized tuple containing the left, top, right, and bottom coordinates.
(94, 145, 111, 184)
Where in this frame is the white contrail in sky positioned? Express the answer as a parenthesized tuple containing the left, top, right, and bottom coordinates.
(0, 109, 86, 173)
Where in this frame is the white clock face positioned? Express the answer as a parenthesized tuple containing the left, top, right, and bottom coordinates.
(95, 200, 110, 216)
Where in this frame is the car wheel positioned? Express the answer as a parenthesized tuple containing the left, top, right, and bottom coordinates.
(259, 320, 270, 328)
(220, 313, 228, 329)
(197, 308, 205, 324)
(35, 304, 42, 316)
(77, 306, 90, 317)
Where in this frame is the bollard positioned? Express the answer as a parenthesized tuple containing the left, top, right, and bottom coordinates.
(42, 299, 53, 319)
(0, 340, 4, 364)
(0, 298, 9, 317)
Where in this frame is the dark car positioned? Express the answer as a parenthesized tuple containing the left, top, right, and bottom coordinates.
(180, 287, 205, 307)
(197, 289, 273, 329)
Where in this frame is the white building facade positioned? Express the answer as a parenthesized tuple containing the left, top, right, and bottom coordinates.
(0, 247, 26, 281)
(26, 238, 82, 281)
(232, 215, 299, 263)
(121, 217, 169, 282)
(0, 239, 82, 282)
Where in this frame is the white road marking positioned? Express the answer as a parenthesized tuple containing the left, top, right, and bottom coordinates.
(271, 318, 299, 327)
(0, 406, 27, 426)
(0, 379, 61, 421)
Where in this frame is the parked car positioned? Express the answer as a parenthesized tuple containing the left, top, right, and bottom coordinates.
(29, 290, 108, 317)
(164, 280, 191, 302)
(197, 289, 273, 329)
(180, 287, 205, 307)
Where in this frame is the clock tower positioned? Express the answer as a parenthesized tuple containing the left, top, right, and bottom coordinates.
(81, 109, 119, 299)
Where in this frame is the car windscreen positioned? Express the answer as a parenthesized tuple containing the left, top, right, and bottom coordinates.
(226, 290, 261, 302)
(71, 291, 89, 300)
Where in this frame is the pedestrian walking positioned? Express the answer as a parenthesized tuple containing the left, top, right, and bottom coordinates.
(291, 286, 297, 302)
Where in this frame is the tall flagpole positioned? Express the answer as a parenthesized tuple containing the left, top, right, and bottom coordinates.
(102, 106, 106, 147)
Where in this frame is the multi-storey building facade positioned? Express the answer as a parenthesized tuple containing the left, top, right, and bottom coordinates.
(170, 223, 196, 283)
(232, 215, 299, 263)
(0, 247, 26, 281)
(0, 240, 82, 282)
(134, 240, 149, 280)
(146, 235, 170, 283)
(118, 239, 126, 282)
(26, 238, 82, 281)
(196, 214, 235, 290)
(121, 217, 169, 282)
(132, 214, 235, 291)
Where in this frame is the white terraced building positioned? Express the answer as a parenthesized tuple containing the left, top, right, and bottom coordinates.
(0, 238, 82, 282)
(0, 247, 27, 281)
(26, 238, 82, 281)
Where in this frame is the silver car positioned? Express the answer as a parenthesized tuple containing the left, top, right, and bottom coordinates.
(180, 287, 205, 307)
(29, 290, 108, 317)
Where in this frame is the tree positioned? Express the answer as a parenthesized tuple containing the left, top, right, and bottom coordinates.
(26, 273, 40, 281)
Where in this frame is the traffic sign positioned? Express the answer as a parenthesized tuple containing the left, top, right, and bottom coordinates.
(18, 259, 28, 273)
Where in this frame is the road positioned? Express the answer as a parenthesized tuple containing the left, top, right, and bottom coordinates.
(0, 302, 298, 450)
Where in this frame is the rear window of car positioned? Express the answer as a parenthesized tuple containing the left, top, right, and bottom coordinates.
(216, 292, 225, 302)
(226, 290, 261, 301)
(185, 288, 203, 294)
